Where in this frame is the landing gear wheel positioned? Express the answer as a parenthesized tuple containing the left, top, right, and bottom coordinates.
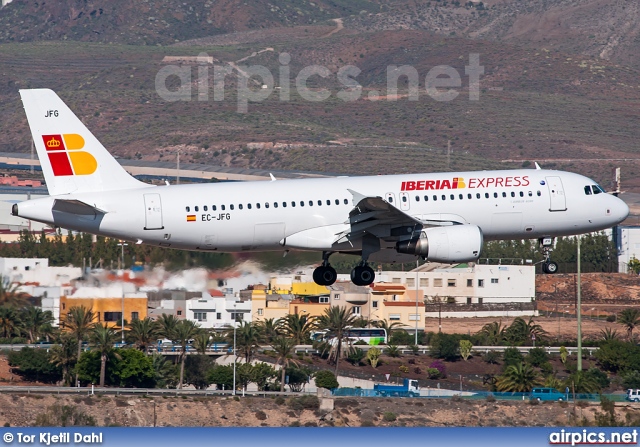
(542, 261, 558, 274)
(313, 265, 337, 286)
(351, 265, 375, 286)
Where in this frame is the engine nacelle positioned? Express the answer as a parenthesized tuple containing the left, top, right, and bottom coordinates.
(395, 225, 483, 263)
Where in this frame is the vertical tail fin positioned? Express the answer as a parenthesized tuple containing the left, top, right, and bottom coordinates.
(19, 89, 149, 196)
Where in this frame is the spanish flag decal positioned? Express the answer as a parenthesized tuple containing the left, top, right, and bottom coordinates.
(186, 215, 196, 222)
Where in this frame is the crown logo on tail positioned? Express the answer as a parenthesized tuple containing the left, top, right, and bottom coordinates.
(41, 134, 97, 176)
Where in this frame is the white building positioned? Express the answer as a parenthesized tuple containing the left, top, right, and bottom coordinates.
(0, 257, 82, 287)
(616, 226, 640, 273)
(185, 291, 251, 329)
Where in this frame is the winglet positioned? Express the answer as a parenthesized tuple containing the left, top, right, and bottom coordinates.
(535, 162, 542, 170)
(269, 173, 277, 181)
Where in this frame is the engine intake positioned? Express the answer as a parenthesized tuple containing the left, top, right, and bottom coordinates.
(396, 224, 483, 263)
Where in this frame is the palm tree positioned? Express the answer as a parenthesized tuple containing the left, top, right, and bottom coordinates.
(0, 277, 28, 308)
(317, 306, 356, 375)
(192, 331, 210, 355)
(157, 314, 179, 340)
(256, 318, 280, 343)
(477, 321, 507, 346)
(373, 319, 406, 339)
(127, 317, 159, 352)
(617, 308, 640, 341)
(171, 320, 201, 389)
(62, 306, 95, 384)
(20, 306, 54, 343)
(90, 323, 119, 387)
(278, 313, 317, 345)
(49, 335, 78, 386)
(505, 317, 548, 345)
(496, 362, 541, 392)
(565, 371, 601, 394)
(271, 336, 297, 392)
(229, 321, 262, 363)
(0, 306, 20, 339)
(599, 327, 620, 341)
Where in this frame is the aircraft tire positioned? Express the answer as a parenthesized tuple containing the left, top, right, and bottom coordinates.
(321, 266, 337, 286)
(544, 261, 559, 274)
(351, 265, 375, 286)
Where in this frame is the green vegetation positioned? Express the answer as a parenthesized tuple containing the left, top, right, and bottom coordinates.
(314, 370, 339, 390)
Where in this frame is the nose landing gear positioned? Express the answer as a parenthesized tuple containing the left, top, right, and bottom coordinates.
(539, 237, 559, 274)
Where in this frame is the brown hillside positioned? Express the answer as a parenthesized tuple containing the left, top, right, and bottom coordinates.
(0, 0, 377, 45)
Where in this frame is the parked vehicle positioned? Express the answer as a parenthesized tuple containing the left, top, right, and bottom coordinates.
(529, 387, 566, 402)
(374, 378, 420, 397)
(626, 389, 640, 402)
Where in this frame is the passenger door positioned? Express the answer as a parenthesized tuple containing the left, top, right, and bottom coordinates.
(143, 193, 164, 230)
(546, 176, 567, 212)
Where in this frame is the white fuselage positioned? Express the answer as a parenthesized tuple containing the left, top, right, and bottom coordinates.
(15, 169, 629, 261)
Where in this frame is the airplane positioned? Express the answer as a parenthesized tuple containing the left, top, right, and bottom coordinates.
(13, 89, 629, 286)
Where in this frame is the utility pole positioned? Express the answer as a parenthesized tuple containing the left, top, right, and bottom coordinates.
(176, 149, 181, 185)
(415, 262, 419, 345)
(577, 236, 582, 371)
(447, 140, 451, 171)
(118, 241, 128, 344)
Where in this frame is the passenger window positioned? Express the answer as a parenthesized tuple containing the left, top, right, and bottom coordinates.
(256, 203, 261, 209)
(309, 201, 313, 206)
(402, 196, 407, 203)
(519, 191, 524, 197)
(238, 204, 243, 210)
(335, 199, 339, 205)
(450, 194, 454, 200)
(344, 199, 348, 205)
(186, 206, 190, 212)
(584, 186, 592, 195)
(485, 193, 489, 199)
(274, 202, 278, 208)
(204, 206, 208, 211)
(442, 195, 446, 200)
(528, 191, 533, 197)
(300, 201, 305, 207)
(213, 205, 217, 211)
(433, 195, 437, 201)
(424, 195, 429, 201)
(221, 205, 226, 211)
(282, 202, 286, 208)
(476, 193, 480, 199)
(537, 191, 542, 196)
(511, 192, 515, 197)
(265, 203, 270, 208)
(292, 201, 296, 207)
(195, 206, 199, 212)
(494, 193, 498, 198)
(502, 192, 507, 198)
(317, 200, 322, 206)
(388, 196, 393, 203)
(248, 204, 252, 209)
(230, 205, 234, 210)
(326, 200, 331, 205)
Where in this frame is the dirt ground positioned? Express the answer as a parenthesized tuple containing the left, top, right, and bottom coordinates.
(432, 315, 615, 341)
(0, 393, 638, 428)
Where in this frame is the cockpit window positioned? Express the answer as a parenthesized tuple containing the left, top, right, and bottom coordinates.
(584, 186, 592, 195)
(592, 184, 605, 194)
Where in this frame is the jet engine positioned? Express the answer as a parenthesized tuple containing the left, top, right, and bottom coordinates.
(395, 224, 483, 263)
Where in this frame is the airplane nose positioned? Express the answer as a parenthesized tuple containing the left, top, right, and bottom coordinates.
(611, 197, 629, 223)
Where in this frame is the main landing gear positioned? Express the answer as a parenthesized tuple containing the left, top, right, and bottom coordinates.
(312, 252, 376, 286)
(351, 262, 375, 287)
(539, 237, 559, 274)
(313, 252, 338, 286)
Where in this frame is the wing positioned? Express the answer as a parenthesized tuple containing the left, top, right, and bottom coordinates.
(334, 189, 463, 245)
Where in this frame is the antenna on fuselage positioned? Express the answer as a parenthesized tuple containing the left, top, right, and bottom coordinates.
(534, 162, 542, 170)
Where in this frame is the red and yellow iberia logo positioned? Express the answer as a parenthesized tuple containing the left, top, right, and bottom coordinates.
(42, 134, 97, 176)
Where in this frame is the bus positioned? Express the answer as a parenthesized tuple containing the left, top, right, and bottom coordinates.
(313, 328, 388, 345)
